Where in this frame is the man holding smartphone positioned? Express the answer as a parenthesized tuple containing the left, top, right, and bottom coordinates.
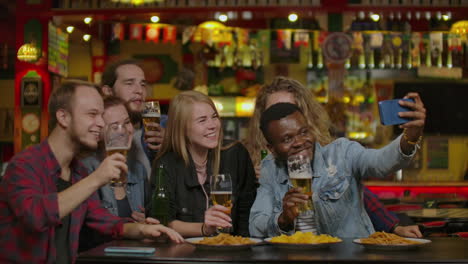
(249, 90, 425, 238)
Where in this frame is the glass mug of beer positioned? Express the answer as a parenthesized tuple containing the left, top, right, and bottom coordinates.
(210, 173, 233, 233)
(142, 101, 161, 133)
(287, 155, 313, 214)
(104, 123, 131, 187)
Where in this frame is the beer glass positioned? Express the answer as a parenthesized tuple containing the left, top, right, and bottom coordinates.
(104, 123, 131, 187)
(142, 101, 161, 133)
(210, 173, 233, 233)
(287, 155, 313, 213)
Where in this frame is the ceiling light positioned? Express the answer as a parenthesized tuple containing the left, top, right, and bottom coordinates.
(442, 12, 451, 21)
(84, 17, 92, 24)
(66, 26, 74, 34)
(370, 14, 380, 22)
(218, 14, 228, 22)
(83, 34, 91, 41)
(151, 16, 160, 23)
(288, 13, 298, 22)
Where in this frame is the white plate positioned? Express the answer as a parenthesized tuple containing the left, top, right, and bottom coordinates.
(353, 238, 431, 250)
(264, 237, 342, 250)
(185, 237, 263, 251)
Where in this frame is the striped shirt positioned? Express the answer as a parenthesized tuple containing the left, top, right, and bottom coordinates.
(295, 210, 317, 234)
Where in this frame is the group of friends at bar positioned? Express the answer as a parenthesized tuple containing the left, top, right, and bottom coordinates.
(0, 59, 426, 263)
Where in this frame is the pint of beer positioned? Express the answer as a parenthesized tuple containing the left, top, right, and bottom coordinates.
(142, 112, 160, 132)
(142, 101, 161, 132)
(211, 191, 233, 214)
(106, 146, 129, 185)
(287, 155, 313, 213)
(210, 173, 233, 233)
(104, 123, 131, 187)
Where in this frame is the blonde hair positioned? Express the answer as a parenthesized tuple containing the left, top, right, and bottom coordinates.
(244, 76, 333, 167)
(156, 91, 222, 175)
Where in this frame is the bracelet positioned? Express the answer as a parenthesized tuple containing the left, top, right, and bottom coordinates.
(201, 223, 208, 237)
(403, 129, 423, 145)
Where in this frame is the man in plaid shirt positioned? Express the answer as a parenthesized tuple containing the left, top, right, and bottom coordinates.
(0, 80, 183, 263)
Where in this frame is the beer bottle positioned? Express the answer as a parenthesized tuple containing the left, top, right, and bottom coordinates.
(260, 149, 268, 160)
(150, 164, 169, 226)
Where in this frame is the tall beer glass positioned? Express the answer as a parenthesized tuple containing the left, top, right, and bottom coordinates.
(142, 101, 161, 132)
(287, 155, 313, 213)
(104, 123, 131, 187)
(210, 173, 233, 233)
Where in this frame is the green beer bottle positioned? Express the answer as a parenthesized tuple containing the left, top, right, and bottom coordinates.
(150, 164, 169, 226)
(260, 149, 268, 160)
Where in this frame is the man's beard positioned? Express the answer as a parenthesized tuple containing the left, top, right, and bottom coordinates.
(69, 122, 98, 158)
(125, 101, 143, 126)
(128, 109, 142, 126)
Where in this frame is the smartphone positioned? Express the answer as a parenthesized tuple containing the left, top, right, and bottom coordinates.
(378, 98, 415, 126)
(104, 246, 156, 254)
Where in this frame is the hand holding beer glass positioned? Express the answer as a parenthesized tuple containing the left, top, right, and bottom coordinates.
(287, 155, 313, 214)
(104, 123, 131, 187)
(210, 173, 233, 233)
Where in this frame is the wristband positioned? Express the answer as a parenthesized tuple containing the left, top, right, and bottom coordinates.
(201, 223, 208, 237)
(403, 128, 423, 145)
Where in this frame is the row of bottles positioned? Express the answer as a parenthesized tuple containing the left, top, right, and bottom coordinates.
(305, 31, 466, 70)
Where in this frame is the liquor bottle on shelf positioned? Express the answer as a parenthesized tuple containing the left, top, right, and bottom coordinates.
(150, 164, 169, 226)
(382, 35, 394, 69)
(410, 33, 421, 68)
(401, 34, 411, 69)
(317, 46, 324, 69)
(307, 49, 314, 69)
(425, 43, 432, 67)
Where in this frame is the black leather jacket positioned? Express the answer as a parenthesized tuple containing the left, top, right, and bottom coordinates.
(151, 141, 257, 237)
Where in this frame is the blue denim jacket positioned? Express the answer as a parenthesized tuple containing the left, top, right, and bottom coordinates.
(81, 155, 148, 217)
(249, 135, 414, 238)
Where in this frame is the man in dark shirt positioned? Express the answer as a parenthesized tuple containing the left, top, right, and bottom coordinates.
(0, 80, 182, 263)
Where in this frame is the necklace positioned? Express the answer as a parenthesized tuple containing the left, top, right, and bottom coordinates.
(193, 156, 207, 167)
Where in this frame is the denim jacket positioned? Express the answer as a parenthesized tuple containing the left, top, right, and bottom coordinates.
(80, 155, 148, 217)
(249, 135, 415, 238)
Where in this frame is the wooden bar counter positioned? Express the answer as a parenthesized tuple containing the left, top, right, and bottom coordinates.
(77, 237, 468, 264)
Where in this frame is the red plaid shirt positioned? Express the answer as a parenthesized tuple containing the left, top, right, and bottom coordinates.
(364, 186, 399, 232)
(0, 140, 129, 263)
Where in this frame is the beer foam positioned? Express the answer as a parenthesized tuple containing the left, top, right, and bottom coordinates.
(142, 112, 160, 117)
(289, 171, 312, 179)
(106, 146, 130, 151)
(211, 191, 232, 195)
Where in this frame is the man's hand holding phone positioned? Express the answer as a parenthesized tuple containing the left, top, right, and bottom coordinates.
(379, 93, 426, 155)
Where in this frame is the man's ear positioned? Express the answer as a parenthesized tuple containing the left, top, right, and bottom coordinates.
(101, 85, 113, 96)
(56, 109, 71, 128)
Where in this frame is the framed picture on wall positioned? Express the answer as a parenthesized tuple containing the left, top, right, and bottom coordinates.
(21, 77, 42, 107)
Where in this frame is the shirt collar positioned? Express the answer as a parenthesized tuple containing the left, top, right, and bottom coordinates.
(44, 139, 88, 184)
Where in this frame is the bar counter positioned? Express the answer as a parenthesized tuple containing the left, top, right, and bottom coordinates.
(77, 237, 468, 264)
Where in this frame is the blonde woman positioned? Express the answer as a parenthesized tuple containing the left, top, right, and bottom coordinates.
(245, 76, 422, 238)
(151, 91, 256, 237)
